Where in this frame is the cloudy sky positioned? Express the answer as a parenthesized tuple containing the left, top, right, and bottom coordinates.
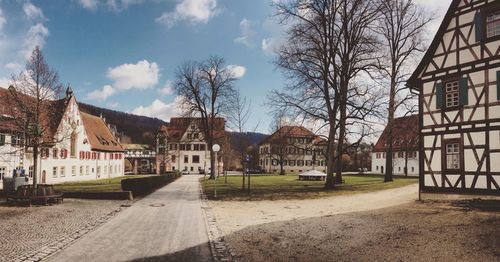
(0, 0, 452, 133)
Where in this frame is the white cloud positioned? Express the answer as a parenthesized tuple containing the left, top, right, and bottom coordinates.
(234, 18, 256, 48)
(4, 62, 22, 72)
(106, 60, 159, 91)
(156, 0, 218, 28)
(107, 101, 120, 109)
(158, 80, 174, 96)
(78, 0, 99, 10)
(21, 23, 49, 59)
(23, 2, 45, 22)
(261, 37, 284, 55)
(414, 0, 453, 39)
(132, 97, 184, 121)
(226, 64, 246, 79)
(86, 85, 116, 101)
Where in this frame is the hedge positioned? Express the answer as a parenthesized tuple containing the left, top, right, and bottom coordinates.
(121, 172, 180, 197)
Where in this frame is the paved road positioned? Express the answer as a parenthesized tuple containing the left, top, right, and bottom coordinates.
(48, 175, 212, 262)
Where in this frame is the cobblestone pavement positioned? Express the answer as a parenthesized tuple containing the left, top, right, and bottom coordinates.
(0, 199, 128, 262)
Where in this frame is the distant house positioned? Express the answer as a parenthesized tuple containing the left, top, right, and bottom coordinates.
(155, 117, 225, 174)
(407, 0, 500, 195)
(372, 115, 419, 176)
(0, 86, 125, 189)
(259, 126, 327, 174)
(123, 144, 156, 174)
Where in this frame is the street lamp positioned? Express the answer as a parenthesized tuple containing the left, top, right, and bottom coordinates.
(212, 144, 220, 198)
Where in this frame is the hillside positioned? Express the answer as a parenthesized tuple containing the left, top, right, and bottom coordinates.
(228, 131, 267, 146)
(78, 102, 166, 145)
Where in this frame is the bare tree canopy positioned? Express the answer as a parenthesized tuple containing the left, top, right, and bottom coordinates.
(174, 55, 237, 179)
(375, 0, 431, 182)
(8, 46, 63, 189)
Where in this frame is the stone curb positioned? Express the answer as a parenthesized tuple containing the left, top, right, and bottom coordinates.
(199, 183, 236, 262)
(11, 205, 126, 262)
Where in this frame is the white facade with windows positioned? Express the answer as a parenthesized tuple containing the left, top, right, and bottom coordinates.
(371, 151, 419, 176)
(0, 87, 124, 190)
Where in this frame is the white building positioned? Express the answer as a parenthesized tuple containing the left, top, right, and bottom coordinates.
(407, 0, 500, 195)
(371, 115, 419, 176)
(259, 126, 327, 174)
(0, 86, 125, 189)
(156, 117, 225, 174)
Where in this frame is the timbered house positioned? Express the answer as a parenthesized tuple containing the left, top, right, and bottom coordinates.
(407, 0, 500, 195)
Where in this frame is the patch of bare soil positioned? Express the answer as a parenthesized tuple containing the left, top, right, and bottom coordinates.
(224, 200, 500, 262)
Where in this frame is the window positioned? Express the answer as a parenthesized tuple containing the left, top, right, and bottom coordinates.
(0, 134, 5, 146)
(12, 135, 22, 147)
(376, 166, 379, 171)
(184, 155, 189, 163)
(445, 141, 460, 170)
(60, 166, 65, 177)
(97, 166, 101, 177)
(79, 166, 83, 176)
(445, 80, 460, 108)
(41, 148, 50, 158)
(376, 153, 381, 159)
(298, 160, 304, 166)
(192, 155, 200, 163)
(29, 166, 33, 178)
(72, 166, 76, 176)
(186, 144, 191, 151)
(398, 152, 404, 158)
(187, 133, 192, 139)
(86, 166, 89, 176)
(412, 167, 415, 172)
(70, 132, 77, 157)
(193, 133, 199, 139)
(487, 11, 500, 38)
(53, 167, 58, 178)
(194, 144, 200, 151)
(289, 160, 296, 166)
(200, 144, 206, 150)
(180, 144, 186, 150)
(0, 166, 5, 181)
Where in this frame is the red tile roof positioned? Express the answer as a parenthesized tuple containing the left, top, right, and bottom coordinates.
(260, 126, 326, 145)
(373, 115, 419, 152)
(159, 117, 225, 141)
(81, 112, 124, 152)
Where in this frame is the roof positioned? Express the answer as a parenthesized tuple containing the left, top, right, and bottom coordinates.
(122, 144, 152, 150)
(407, 0, 460, 90)
(0, 87, 66, 141)
(81, 112, 124, 152)
(260, 126, 327, 145)
(159, 117, 225, 141)
(373, 115, 419, 152)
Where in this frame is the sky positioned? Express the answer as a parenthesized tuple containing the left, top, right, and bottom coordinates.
(0, 0, 452, 134)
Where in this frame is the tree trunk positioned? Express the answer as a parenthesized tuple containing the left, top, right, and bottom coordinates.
(32, 145, 38, 191)
(324, 125, 336, 190)
(385, 68, 397, 182)
(335, 87, 347, 184)
(209, 141, 215, 179)
(241, 154, 246, 191)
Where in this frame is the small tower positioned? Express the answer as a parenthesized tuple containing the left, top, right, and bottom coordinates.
(66, 84, 74, 98)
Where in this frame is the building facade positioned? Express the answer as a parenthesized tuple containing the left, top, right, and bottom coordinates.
(156, 118, 225, 174)
(407, 0, 500, 195)
(372, 115, 419, 176)
(123, 144, 156, 174)
(259, 126, 327, 174)
(0, 87, 124, 189)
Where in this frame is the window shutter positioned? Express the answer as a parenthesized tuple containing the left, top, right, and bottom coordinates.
(460, 78, 469, 106)
(435, 82, 443, 109)
(0, 134, 5, 146)
(474, 12, 483, 42)
(497, 71, 500, 100)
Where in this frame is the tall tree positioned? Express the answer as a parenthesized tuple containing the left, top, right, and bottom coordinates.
(375, 0, 431, 182)
(8, 46, 63, 189)
(227, 89, 252, 190)
(174, 56, 237, 179)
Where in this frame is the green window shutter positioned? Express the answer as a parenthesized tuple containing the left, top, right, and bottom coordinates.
(474, 12, 483, 42)
(497, 71, 500, 100)
(435, 82, 443, 109)
(0, 134, 5, 146)
(460, 78, 469, 106)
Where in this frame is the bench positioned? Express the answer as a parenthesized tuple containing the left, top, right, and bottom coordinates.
(6, 185, 63, 206)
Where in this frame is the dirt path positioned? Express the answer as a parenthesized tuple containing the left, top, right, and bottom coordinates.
(212, 183, 418, 235)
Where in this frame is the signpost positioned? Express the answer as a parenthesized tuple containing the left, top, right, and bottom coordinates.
(212, 144, 221, 198)
(242, 154, 251, 193)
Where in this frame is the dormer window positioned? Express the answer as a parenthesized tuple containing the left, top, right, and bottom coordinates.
(445, 80, 460, 108)
(487, 11, 500, 38)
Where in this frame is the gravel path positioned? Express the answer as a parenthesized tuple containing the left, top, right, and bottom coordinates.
(0, 199, 127, 262)
(47, 175, 212, 262)
(224, 200, 500, 262)
(212, 183, 419, 235)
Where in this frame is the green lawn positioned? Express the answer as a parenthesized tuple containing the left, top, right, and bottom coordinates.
(54, 175, 153, 193)
(201, 174, 418, 201)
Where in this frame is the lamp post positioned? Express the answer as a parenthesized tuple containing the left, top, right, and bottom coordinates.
(212, 144, 220, 198)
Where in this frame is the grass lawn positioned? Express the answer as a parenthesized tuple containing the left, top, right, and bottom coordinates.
(53, 175, 153, 193)
(201, 174, 418, 201)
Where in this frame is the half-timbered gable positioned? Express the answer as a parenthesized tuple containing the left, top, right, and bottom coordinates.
(408, 0, 500, 195)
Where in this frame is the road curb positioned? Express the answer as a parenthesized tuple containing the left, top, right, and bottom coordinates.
(199, 183, 236, 262)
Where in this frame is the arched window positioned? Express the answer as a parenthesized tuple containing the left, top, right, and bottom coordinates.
(70, 132, 77, 157)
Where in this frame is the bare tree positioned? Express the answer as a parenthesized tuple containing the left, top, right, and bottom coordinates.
(375, 0, 431, 182)
(174, 56, 237, 179)
(227, 89, 252, 190)
(270, 0, 382, 189)
(8, 46, 63, 189)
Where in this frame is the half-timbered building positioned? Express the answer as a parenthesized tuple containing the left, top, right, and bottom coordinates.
(407, 0, 500, 195)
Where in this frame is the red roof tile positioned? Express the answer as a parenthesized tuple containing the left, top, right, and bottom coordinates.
(373, 115, 419, 152)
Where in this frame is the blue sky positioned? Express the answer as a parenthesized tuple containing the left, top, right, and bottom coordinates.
(0, 0, 451, 134)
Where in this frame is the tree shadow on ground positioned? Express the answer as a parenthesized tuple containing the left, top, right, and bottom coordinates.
(451, 199, 500, 212)
(126, 242, 213, 262)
